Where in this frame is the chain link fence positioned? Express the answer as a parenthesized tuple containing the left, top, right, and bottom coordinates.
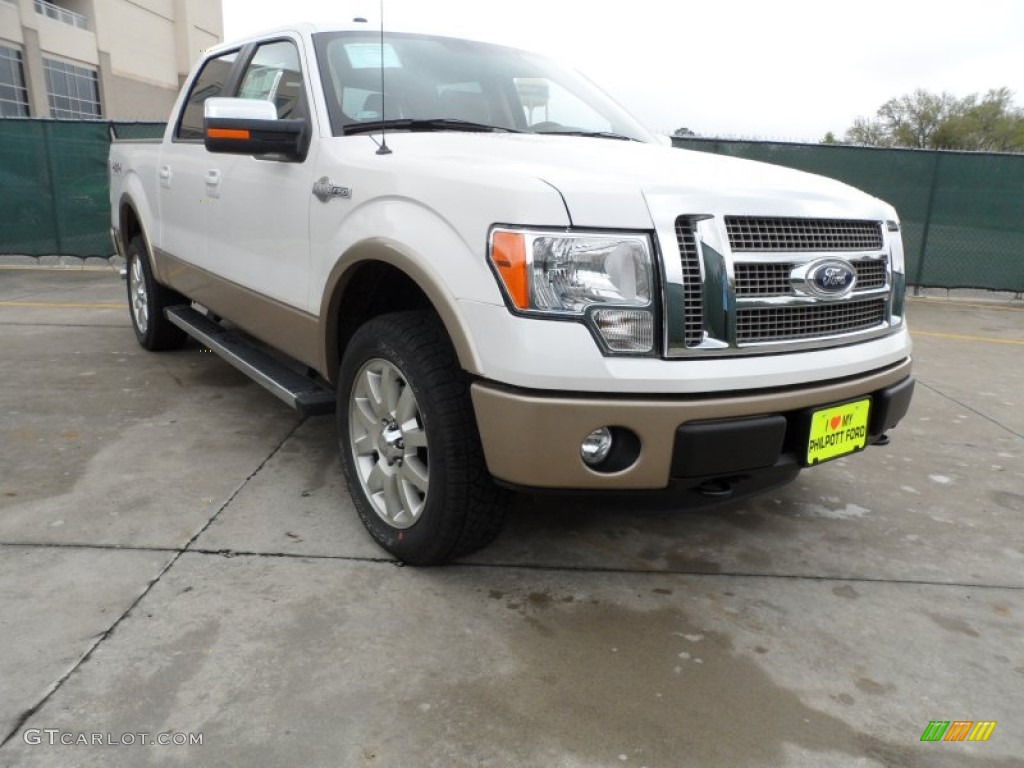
(673, 138, 1023, 293)
(109, 122, 166, 141)
(0, 119, 164, 257)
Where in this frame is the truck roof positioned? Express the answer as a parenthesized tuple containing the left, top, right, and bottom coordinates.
(219, 21, 497, 53)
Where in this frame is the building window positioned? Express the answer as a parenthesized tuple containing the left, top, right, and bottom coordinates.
(33, 0, 89, 30)
(43, 58, 101, 118)
(0, 45, 30, 117)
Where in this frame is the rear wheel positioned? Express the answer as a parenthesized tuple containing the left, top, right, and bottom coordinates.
(337, 311, 508, 565)
(126, 236, 188, 351)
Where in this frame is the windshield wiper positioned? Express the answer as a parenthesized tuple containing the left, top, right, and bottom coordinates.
(345, 118, 521, 136)
(534, 130, 638, 141)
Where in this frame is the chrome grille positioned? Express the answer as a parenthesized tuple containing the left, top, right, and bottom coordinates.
(854, 258, 887, 289)
(726, 217, 883, 251)
(734, 257, 889, 297)
(734, 263, 793, 296)
(675, 218, 703, 346)
(736, 299, 887, 344)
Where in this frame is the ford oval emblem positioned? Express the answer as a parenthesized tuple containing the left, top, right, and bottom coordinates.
(805, 259, 856, 297)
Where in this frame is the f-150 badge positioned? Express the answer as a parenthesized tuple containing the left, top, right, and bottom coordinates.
(312, 177, 351, 202)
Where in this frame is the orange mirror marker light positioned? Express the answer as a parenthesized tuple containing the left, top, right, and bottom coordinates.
(207, 128, 251, 140)
(490, 231, 528, 309)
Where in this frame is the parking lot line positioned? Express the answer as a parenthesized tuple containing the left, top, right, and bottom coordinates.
(906, 297, 1024, 313)
(0, 266, 116, 272)
(0, 301, 125, 309)
(911, 330, 1024, 346)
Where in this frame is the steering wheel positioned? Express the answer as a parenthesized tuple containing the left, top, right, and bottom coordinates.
(528, 121, 566, 132)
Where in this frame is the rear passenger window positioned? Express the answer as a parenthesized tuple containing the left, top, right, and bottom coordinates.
(177, 51, 239, 140)
(236, 41, 306, 120)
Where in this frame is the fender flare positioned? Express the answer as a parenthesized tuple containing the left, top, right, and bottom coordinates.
(116, 186, 159, 277)
(319, 238, 484, 379)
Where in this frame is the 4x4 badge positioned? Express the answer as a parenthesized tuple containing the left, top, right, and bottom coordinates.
(312, 177, 351, 202)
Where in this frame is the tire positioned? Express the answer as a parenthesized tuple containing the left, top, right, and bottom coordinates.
(337, 311, 509, 565)
(126, 235, 188, 351)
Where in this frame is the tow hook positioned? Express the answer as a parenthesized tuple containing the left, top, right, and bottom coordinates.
(695, 478, 734, 498)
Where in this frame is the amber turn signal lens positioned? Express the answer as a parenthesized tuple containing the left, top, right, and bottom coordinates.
(207, 128, 251, 140)
(489, 231, 528, 309)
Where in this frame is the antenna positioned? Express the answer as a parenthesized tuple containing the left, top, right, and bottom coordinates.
(375, 0, 392, 155)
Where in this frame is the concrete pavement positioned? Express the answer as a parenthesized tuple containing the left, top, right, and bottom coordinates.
(1, 267, 1021, 767)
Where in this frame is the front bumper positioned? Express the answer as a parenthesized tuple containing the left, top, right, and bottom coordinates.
(471, 358, 913, 490)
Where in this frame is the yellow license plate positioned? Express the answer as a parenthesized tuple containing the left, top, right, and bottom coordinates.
(806, 399, 871, 465)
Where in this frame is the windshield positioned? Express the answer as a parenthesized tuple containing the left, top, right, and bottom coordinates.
(312, 31, 653, 142)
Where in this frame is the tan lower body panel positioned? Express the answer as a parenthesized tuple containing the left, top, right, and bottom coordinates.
(152, 248, 320, 370)
(471, 358, 912, 490)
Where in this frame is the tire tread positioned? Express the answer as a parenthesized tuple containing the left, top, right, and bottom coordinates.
(338, 311, 509, 564)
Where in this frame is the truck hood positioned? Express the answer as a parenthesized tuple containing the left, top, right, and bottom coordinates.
(378, 132, 894, 229)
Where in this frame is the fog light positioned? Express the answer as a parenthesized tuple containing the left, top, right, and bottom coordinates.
(581, 427, 613, 466)
(592, 309, 653, 353)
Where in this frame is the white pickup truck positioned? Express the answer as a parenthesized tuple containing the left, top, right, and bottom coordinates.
(109, 22, 914, 564)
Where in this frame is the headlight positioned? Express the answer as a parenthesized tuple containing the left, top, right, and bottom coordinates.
(489, 228, 656, 354)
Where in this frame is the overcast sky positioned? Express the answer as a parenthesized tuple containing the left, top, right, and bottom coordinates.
(221, 0, 1024, 141)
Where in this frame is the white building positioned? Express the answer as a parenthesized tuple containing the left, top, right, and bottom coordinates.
(0, 0, 223, 120)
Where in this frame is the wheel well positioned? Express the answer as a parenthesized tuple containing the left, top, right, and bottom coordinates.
(333, 261, 435, 371)
(120, 203, 143, 250)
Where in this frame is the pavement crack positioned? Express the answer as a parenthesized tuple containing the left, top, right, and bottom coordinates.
(97, 546, 1024, 592)
(4, 542, 1021, 591)
(917, 379, 1024, 439)
(186, 547, 398, 564)
(0, 419, 305, 750)
(177, 419, 306, 556)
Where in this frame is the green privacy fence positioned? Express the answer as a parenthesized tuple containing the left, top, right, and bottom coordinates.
(0, 119, 164, 257)
(673, 138, 1024, 293)
(1, 119, 1021, 292)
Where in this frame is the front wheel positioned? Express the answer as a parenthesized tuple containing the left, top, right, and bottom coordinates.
(126, 236, 188, 351)
(337, 311, 508, 565)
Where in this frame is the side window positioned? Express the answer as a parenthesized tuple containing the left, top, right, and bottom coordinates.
(236, 41, 306, 120)
(177, 51, 239, 140)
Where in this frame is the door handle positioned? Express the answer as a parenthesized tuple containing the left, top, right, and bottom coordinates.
(159, 166, 172, 185)
(205, 169, 222, 186)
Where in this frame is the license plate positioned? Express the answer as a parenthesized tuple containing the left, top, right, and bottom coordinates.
(806, 399, 871, 465)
